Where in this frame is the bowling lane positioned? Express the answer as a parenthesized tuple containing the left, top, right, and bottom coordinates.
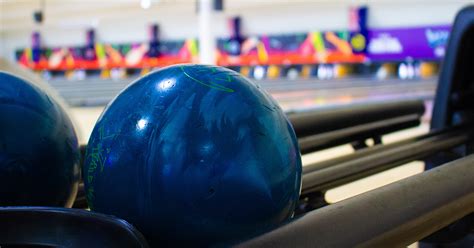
(71, 107, 104, 144)
(70, 77, 436, 143)
(267, 78, 436, 110)
(48, 76, 436, 108)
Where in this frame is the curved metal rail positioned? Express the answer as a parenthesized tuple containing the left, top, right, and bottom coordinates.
(239, 154, 474, 247)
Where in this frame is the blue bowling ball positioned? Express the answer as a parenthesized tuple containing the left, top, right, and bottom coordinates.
(0, 72, 80, 207)
(84, 64, 302, 246)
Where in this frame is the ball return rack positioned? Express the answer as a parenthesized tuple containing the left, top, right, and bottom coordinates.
(1, 6, 473, 248)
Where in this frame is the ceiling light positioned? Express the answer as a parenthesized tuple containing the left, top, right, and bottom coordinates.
(141, 0, 151, 9)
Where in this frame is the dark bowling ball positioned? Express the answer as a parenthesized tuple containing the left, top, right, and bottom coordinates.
(0, 72, 80, 207)
(84, 64, 302, 246)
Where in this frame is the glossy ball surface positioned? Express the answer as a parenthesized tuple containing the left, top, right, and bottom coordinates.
(84, 64, 302, 246)
(0, 72, 80, 207)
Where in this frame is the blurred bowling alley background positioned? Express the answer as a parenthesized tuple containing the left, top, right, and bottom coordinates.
(0, 1, 473, 246)
(1, 0, 469, 202)
(2, 1, 468, 126)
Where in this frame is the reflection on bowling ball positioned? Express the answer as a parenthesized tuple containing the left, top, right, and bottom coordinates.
(84, 64, 302, 246)
(0, 72, 80, 207)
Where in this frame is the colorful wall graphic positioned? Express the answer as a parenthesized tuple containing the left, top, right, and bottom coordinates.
(16, 39, 198, 71)
(217, 31, 366, 66)
(15, 25, 451, 71)
(367, 25, 451, 61)
(15, 30, 366, 70)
